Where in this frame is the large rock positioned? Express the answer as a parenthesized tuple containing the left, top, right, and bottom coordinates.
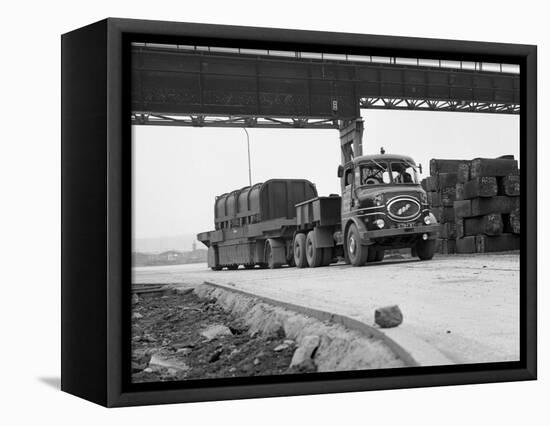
(374, 305, 403, 328)
(200, 324, 233, 340)
(289, 335, 320, 369)
(274, 343, 289, 352)
(131, 349, 153, 372)
(149, 353, 189, 372)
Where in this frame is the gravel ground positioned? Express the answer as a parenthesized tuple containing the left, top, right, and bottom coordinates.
(132, 290, 298, 383)
(133, 252, 520, 365)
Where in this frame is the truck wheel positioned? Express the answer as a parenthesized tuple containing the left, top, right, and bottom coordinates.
(226, 264, 239, 270)
(415, 239, 436, 260)
(266, 242, 281, 269)
(343, 249, 351, 264)
(306, 231, 323, 267)
(293, 233, 308, 268)
(346, 224, 368, 266)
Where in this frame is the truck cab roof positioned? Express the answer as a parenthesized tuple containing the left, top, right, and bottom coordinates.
(350, 154, 417, 166)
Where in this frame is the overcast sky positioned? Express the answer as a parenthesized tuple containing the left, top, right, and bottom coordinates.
(132, 109, 519, 251)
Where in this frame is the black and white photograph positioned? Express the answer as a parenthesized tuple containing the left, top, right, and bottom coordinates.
(130, 41, 522, 383)
(2, 0, 544, 420)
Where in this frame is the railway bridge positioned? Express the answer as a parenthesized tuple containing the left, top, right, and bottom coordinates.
(131, 43, 520, 161)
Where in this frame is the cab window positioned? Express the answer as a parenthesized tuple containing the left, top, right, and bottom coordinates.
(360, 162, 390, 185)
(344, 169, 353, 187)
(390, 162, 418, 184)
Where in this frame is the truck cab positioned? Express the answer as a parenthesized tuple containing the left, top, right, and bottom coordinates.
(338, 154, 440, 265)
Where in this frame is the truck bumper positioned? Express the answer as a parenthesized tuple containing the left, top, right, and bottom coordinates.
(359, 224, 440, 244)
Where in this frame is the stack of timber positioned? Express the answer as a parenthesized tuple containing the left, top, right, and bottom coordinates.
(454, 157, 520, 253)
(422, 159, 463, 254)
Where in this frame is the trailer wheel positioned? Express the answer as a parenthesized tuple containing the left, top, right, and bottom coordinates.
(244, 264, 255, 269)
(211, 266, 223, 271)
(305, 231, 324, 267)
(293, 233, 308, 268)
(265, 242, 281, 269)
(346, 224, 368, 266)
(415, 239, 436, 260)
(226, 264, 239, 270)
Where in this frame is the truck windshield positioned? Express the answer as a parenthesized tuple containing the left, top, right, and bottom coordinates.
(359, 160, 418, 185)
(359, 161, 391, 185)
(389, 161, 419, 184)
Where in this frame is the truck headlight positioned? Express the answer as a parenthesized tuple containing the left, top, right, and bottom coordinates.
(424, 213, 436, 225)
(375, 219, 385, 229)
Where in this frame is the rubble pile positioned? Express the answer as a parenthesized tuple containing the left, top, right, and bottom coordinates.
(131, 288, 296, 383)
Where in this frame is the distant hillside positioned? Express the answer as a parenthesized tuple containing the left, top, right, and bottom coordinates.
(133, 234, 204, 253)
(132, 248, 207, 267)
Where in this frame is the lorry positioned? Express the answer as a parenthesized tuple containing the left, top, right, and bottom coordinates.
(197, 153, 440, 269)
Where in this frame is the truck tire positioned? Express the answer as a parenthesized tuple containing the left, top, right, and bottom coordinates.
(306, 231, 324, 267)
(293, 233, 308, 268)
(266, 241, 281, 269)
(415, 239, 436, 260)
(226, 264, 239, 270)
(343, 249, 351, 264)
(346, 224, 368, 266)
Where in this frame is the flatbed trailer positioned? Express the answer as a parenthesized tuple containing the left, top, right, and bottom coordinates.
(197, 179, 317, 269)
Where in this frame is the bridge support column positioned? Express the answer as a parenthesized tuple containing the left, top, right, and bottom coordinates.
(339, 118, 364, 164)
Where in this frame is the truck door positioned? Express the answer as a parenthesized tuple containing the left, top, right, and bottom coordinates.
(341, 167, 354, 218)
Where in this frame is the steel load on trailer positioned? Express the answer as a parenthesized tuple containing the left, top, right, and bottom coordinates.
(197, 179, 317, 270)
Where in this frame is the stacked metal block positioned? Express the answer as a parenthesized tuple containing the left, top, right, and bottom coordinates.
(422, 159, 463, 254)
(422, 157, 520, 254)
(454, 157, 520, 253)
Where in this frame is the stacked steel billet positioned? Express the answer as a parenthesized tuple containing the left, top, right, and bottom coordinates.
(422, 159, 465, 254)
(454, 157, 520, 253)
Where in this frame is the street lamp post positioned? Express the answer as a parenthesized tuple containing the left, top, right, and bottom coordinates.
(243, 128, 252, 186)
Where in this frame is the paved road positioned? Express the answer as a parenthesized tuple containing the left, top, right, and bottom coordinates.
(133, 253, 520, 365)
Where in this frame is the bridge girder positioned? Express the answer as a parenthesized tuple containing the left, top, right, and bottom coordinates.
(131, 45, 520, 123)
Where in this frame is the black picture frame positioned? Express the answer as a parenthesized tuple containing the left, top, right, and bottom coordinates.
(61, 18, 537, 407)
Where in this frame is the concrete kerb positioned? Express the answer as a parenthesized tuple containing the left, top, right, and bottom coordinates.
(201, 281, 452, 367)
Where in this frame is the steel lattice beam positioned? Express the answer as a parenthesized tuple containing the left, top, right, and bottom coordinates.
(131, 45, 520, 126)
(359, 98, 520, 114)
(132, 113, 340, 129)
